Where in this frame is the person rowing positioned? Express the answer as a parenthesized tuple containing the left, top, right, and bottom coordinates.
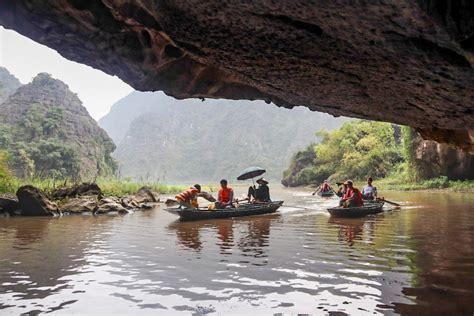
(248, 178, 271, 203)
(341, 180, 364, 208)
(361, 176, 377, 200)
(312, 180, 332, 195)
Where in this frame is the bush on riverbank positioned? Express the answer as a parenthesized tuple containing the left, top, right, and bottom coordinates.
(377, 176, 474, 192)
(282, 120, 403, 186)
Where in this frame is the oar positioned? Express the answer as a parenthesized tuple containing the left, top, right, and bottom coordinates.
(377, 198, 400, 207)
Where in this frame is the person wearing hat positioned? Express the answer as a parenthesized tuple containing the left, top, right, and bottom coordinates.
(342, 180, 364, 207)
(255, 178, 271, 202)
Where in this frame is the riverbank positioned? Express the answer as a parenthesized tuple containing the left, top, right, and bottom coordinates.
(302, 176, 474, 193)
(0, 178, 188, 196)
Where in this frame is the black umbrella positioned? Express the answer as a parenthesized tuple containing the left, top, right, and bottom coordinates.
(237, 166, 266, 181)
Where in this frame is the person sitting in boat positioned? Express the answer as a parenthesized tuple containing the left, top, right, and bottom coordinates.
(361, 177, 378, 200)
(342, 180, 364, 208)
(337, 182, 348, 206)
(312, 180, 332, 195)
(175, 184, 201, 209)
(215, 179, 234, 209)
(255, 178, 271, 202)
(336, 182, 348, 198)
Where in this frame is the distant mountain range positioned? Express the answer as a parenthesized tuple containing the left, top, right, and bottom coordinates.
(0, 68, 116, 179)
(99, 91, 349, 183)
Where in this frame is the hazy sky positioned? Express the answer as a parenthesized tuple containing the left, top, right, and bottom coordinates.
(0, 26, 134, 120)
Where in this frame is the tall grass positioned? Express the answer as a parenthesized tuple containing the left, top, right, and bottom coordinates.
(0, 177, 190, 196)
(377, 176, 474, 192)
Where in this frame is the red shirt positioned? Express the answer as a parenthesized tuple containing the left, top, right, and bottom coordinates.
(218, 187, 233, 204)
(345, 187, 364, 206)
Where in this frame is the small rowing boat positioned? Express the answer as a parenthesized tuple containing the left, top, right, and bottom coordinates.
(166, 201, 284, 221)
(318, 191, 334, 197)
(327, 201, 384, 217)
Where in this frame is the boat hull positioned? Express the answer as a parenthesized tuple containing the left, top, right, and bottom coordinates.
(327, 202, 384, 218)
(318, 191, 334, 197)
(167, 201, 284, 221)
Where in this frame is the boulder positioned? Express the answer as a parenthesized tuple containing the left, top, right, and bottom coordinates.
(51, 182, 102, 200)
(0, 195, 20, 215)
(120, 186, 160, 209)
(16, 185, 60, 216)
(96, 197, 129, 214)
(135, 186, 160, 203)
(60, 196, 98, 214)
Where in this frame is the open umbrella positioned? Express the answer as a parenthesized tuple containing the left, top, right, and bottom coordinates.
(237, 166, 266, 181)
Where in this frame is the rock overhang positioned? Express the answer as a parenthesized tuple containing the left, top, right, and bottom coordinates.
(0, 0, 472, 151)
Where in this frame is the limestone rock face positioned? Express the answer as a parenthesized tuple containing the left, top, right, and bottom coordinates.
(0, 1, 472, 150)
(0, 73, 116, 179)
(16, 185, 60, 216)
(411, 132, 474, 179)
(0, 67, 21, 104)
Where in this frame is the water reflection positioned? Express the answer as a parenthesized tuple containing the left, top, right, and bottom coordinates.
(0, 216, 114, 312)
(0, 190, 473, 314)
(169, 214, 278, 258)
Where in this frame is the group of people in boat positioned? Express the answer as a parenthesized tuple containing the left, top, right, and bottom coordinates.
(175, 178, 271, 210)
(316, 177, 378, 208)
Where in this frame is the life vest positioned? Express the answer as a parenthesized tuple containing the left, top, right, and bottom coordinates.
(218, 187, 233, 204)
(321, 183, 331, 192)
(175, 187, 199, 202)
(346, 187, 364, 206)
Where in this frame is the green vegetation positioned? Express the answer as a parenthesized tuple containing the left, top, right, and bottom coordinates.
(282, 120, 473, 192)
(0, 73, 117, 180)
(0, 174, 187, 197)
(283, 120, 403, 186)
(377, 176, 474, 192)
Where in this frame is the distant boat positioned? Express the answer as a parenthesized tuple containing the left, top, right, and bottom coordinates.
(327, 201, 384, 217)
(166, 201, 283, 221)
(318, 191, 334, 197)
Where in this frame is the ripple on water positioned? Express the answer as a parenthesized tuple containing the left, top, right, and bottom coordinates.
(0, 190, 473, 314)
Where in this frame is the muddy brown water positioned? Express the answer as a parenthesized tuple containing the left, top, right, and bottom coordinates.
(0, 187, 473, 315)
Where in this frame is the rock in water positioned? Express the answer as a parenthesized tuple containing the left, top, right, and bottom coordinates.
(96, 197, 129, 214)
(0, 195, 20, 215)
(16, 185, 60, 216)
(136, 186, 160, 203)
(52, 183, 102, 200)
(60, 196, 98, 214)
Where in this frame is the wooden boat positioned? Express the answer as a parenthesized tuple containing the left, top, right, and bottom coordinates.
(318, 191, 334, 197)
(166, 201, 284, 221)
(327, 201, 384, 217)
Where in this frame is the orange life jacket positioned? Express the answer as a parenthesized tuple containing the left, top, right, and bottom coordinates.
(175, 187, 199, 202)
(321, 183, 331, 192)
(218, 187, 233, 204)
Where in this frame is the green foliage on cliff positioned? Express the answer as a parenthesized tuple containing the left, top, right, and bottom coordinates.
(0, 151, 14, 193)
(0, 72, 117, 180)
(282, 120, 404, 186)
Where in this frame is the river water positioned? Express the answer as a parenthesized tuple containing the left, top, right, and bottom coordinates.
(0, 187, 473, 315)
